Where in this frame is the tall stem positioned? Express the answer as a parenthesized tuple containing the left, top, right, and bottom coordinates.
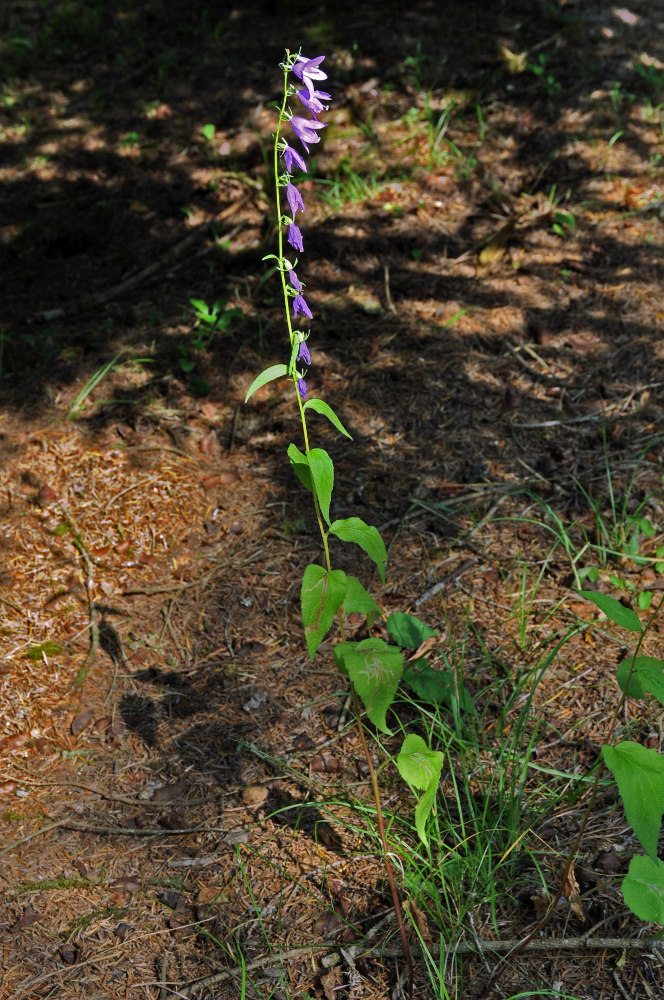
(275, 56, 412, 999)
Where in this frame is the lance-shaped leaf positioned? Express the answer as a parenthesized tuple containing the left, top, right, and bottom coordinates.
(304, 398, 353, 439)
(396, 734, 443, 847)
(387, 612, 437, 649)
(342, 574, 382, 629)
(622, 854, 664, 924)
(307, 448, 334, 525)
(602, 741, 664, 858)
(337, 638, 403, 734)
(287, 443, 313, 492)
(245, 364, 289, 402)
(579, 590, 642, 633)
(616, 656, 664, 707)
(301, 564, 347, 660)
(328, 517, 387, 584)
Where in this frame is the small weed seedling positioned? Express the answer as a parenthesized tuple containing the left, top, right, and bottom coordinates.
(178, 297, 241, 390)
(243, 50, 445, 998)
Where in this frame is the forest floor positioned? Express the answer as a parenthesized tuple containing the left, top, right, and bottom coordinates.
(2, 1, 664, 998)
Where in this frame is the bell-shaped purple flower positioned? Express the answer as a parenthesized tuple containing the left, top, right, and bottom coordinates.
(290, 115, 326, 151)
(288, 269, 302, 290)
(297, 378, 307, 400)
(287, 221, 303, 252)
(282, 143, 307, 174)
(286, 182, 305, 216)
(297, 339, 311, 365)
(297, 88, 331, 117)
(293, 293, 312, 319)
(292, 55, 327, 96)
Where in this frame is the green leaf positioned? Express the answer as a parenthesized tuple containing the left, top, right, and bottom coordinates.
(622, 854, 664, 924)
(201, 123, 216, 141)
(287, 443, 313, 492)
(307, 448, 334, 525)
(342, 575, 382, 629)
(244, 364, 289, 402)
(303, 399, 353, 439)
(403, 660, 473, 711)
(337, 638, 403, 734)
(617, 656, 664, 707)
(639, 590, 653, 611)
(301, 565, 347, 661)
(386, 612, 437, 649)
(602, 741, 664, 858)
(396, 734, 443, 846)
(579, 590, 642, 632)
(328, 517, 387, 584)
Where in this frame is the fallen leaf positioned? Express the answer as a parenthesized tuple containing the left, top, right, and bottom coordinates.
(114, 922, 132, 941)
(311, 754, 343, 773)
(0, 781, 16, 794)
(158, 889, 188, 912)
(320, 965, 342, 1000)
(150, 777, 186, 803)
(596, 845, 620, 873)
(241, 784, 269, 808)
(406, 898, 433, 948)
(159, 811, 185, 830)
(71, 709, 94, 736)
(12, 905, 42, 930)
(476, 217, 518, 274)
(561, 865, 585, 922)
(110, 876, 142, 892)
(59, 944, 80, 964)
(1, 731, 30, 751)
(38, 484, 58, 505)
(197, 886, 223, 906)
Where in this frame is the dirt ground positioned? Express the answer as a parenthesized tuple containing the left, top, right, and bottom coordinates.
(2, 1, 664, 997)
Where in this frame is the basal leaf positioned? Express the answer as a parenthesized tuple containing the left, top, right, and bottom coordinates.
(328, 517, 387, 584)
(396, 734, 444, 847)
(617, 656, 664, 706)
(387, 612, 437, 649)
(602, 741, 664, 858)
(301, 565, 347, 661)
(622, 854, 664, 924)
(244, 363, 289, 402)
(342, 575, 382, 629)
(307, 448, 334, 526)
(287, 442, 313, 492)
(304, 399, 353, 439)
(338, 638, 403, 734)
(579, 590, 642, 633)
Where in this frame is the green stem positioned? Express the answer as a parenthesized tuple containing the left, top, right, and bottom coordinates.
(275, 57, 411, 999)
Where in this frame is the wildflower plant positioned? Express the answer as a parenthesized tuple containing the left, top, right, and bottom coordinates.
(244, 50, 444, 991)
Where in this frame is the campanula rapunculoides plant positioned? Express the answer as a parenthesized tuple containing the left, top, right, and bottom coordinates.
(244, 50, 444, 994)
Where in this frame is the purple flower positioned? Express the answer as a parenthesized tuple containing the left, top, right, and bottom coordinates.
(297, 88, 330, 117)
(282, 143, 307, 173)
(287, 221, 303, 252)
(286, 182, 305, 216)
(293, 293, 313, 319)
(289, 115, 326, 151)
(292, 55, 327, 96)
(288, 269, 302, 290)
(297, 339, 311, 365)
(297, 378, 307, 400)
